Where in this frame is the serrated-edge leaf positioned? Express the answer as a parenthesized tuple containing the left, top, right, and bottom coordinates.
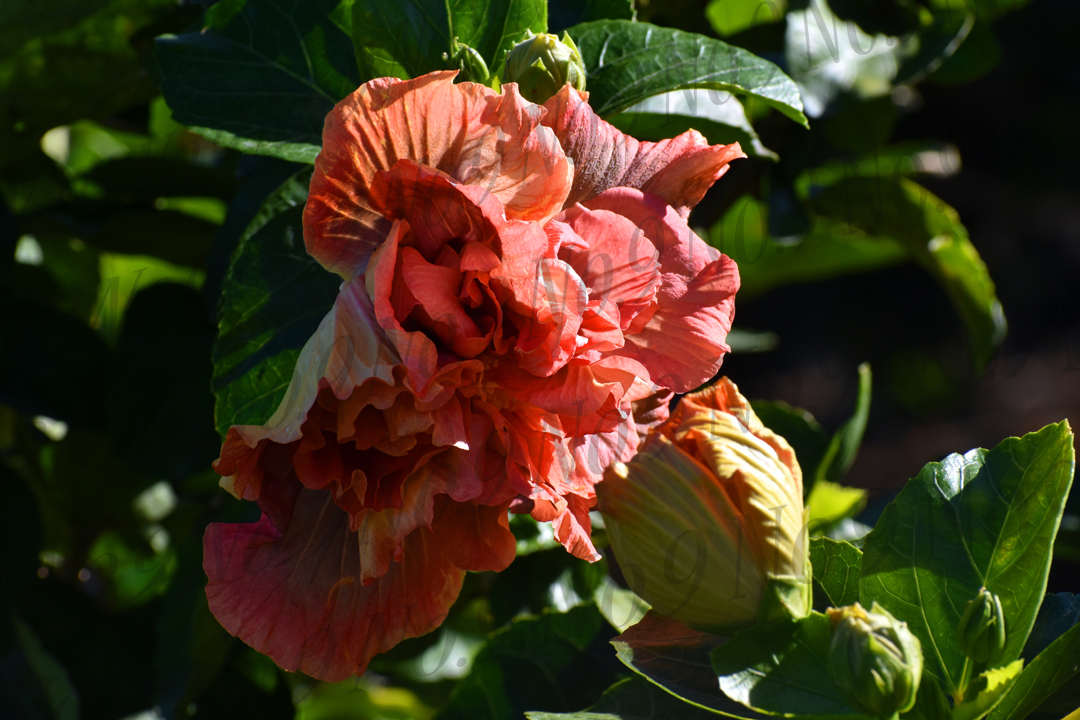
(809, 537, 863, 608)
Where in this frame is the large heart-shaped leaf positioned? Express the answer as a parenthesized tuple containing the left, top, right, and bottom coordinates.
(566, 20, 807, 125)
(155, 0, 362, 147)
(211, 169, 341, 437)
(859, 421, 1075, 697)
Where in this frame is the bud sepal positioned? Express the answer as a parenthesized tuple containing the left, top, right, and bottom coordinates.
(502, 30, 586, 103)
(957, 587, 1007, 667)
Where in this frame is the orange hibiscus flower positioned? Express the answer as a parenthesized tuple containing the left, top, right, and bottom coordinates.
(205, 72, 743, 681)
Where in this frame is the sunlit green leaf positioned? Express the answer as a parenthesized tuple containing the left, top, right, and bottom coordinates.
(859, 421, 1075, 697)
(567, 20, 807, 125)
(809, 538, 862, 609)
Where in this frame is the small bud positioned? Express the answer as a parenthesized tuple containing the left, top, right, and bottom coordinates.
(956, 587, 1006, 665)
(597, 379, 807, 632)
(443, 39, 490, 85)
(503, 30, 586, 103)
(827, 602, 923, 719)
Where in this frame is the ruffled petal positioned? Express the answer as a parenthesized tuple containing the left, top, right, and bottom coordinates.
(542, 86, 746, 215)
(585, 188, 740, 392)
(204, 487, 463, 682)
(305, 73, 572, 279)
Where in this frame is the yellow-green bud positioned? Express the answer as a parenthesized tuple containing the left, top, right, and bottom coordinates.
(503, 30, 586, 104)
(956, 587, 1006, 666)
(827, 603, 923, 719)
(443, 39, 490, 84)
(597, 379, 808, 633)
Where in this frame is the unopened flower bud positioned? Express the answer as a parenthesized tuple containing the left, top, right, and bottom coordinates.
(503, 30, 586, 103)
(597, 379, 808, 632)
(956, 587, 1006, 665)
(444, 39, 490, 84)
(827, 602, 923, 719)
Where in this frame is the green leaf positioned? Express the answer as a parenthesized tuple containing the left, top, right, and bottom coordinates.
(859, 421, 1076, 697)
(611, 612, 763, 717)
(818, 363, 872, 484)
(352, 0, 546, 81)
(607, 90, 776, 159)
(526, 676, 724, 720)
(927, 0, 1032, 22)
(594, 577, 650, 634)
(705, 0, 787, 37)
(809, 177, 1007, 373)
(953, 660, 1023, 720)
(155, 0, 362, 146)
(106, 283, 219, 481)
(712, 613, 866, 718)
(566, 20, 807, 125)
(894, 13, 974, 85)
(1021, 593, 1080, 660)
(708, 196, 908, 300)
(796, 142, 962, 196)
(211, 169, 341, 437)
(810, 538, 863, 609)
(547, 0, 634, 35)
(808, 483, 868, 534)
(986, 623, 1080, 720)
(437, 606, 620, 720)
(751, 398, 831, 487)
(190, 126, 321, 165)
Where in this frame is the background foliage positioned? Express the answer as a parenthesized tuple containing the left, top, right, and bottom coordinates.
(2, 0, 1078, 718)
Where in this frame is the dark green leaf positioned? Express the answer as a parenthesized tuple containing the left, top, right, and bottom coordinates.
(438, 606, 622, 720)
(155, 0, 362, 146)
(612, 611, 764, 717)
(107, 283, 219, 480)
(987, 622, 1080, 720)
(211, 169, 340, 437)
(83, 157, 240, 200)
(810, 177, 1007, 373)
(818, 363, 871, 483)
(894, 13, 974, 85)
(548, 0, 634, 35)
(859, 421, 1076, 697)
(0, 299, 109, 428)
(190, 126, 321, 165)
(1021, 593, 1080, 661)
(809, 538, 863, 610)
(352, 0, 546, 80)
(712, 613, 865, 718)
(708, 197, 908, 300)
(567, 20, 807, 125)
(526, 676, 723, 720)
(928, 19, 1000, 85)
(607, 90, 776, 159)
(796, 142, 963, 195)
(928, 0, 1032, 22)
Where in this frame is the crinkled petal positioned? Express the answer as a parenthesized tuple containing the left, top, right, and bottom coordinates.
(585, 188, 740, 392)
(542, 85, 746, 215)
(306, 73, 572, 279)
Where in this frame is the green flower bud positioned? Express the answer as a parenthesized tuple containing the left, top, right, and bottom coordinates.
(828, 603, 923, 719)
(956, 587, 1006, 665)
(503, 30, 586, 103)
(443, 39, 490, 84)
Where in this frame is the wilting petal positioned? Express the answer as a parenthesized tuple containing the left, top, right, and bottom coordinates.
(306, 73, 572, 279)
(204, 487, 463, 682)
(586, 188, 739, 392)
(542, 85, 746, 215)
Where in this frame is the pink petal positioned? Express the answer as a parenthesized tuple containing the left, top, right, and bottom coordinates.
(542, 85, 746, 216)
